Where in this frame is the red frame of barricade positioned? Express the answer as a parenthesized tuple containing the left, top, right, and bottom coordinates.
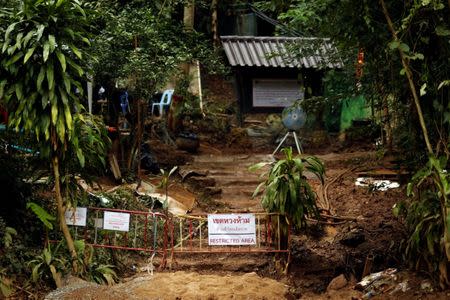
(169, 212, 290, 254)
(55, 208, 290, 269)
(59, 207, 169, 253)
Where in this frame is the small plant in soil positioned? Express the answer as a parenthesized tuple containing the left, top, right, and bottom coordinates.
(251, 147, 325, 230)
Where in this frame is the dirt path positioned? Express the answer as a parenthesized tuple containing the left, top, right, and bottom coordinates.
(46, 149, 448, 299)
(46, 272, 288, 300)
(181, 153, 275, 212)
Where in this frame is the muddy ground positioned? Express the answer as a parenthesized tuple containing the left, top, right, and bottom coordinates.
(43, 75, 450, 299)
(44, 134, 450, 299)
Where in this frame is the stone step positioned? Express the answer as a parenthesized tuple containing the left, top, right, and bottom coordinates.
(192, 154, 274, 164)
(181, 168, 263, 178)
(221, 200, 262, 211)
(212, 176, 261, 187)
(220, 186, 256, 197)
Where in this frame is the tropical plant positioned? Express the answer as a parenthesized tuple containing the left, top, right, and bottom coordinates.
(2, 226, 17, 249)
(92, 1, 224, 102)
(26, 202, 56, 230)
(0, 220, 17, 297)
(28, 244, 66, 288)
(395, 155, 450, 288)
(0, 0, 100, 263)
(257, 0, 450, 284)
(159, 166, 178, 211)
(72, 240, 117, 285)
(0, 267, 13, 298)
(251, 147, 325, 229)
(0, 216, 36, 298)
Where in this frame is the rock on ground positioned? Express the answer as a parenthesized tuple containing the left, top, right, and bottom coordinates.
(327, 274, 348, 291)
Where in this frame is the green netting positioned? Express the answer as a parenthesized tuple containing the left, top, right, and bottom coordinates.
(339, 95, 371, 131)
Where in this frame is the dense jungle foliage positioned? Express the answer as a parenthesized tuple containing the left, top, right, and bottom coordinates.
(0, 0, 450, 295)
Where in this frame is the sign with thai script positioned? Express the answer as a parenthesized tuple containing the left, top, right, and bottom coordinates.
(208, 214, 256, 245)
(103, 211, 130, 232)
(65, 207, 87, 226)
(252, 79, 304, 108)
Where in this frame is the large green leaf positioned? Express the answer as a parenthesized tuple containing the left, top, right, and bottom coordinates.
(56, 0, 66, 8)
(36, 66, 46, 91)
(57, 114, 65, 142)
(46, 63, 54, 90)
(51, 103, 58, 125)
(67, 58, 83, 76)
(36, 24, 45, 41)
(14, 32, 23, 50)
(44, 248, 51, 265)
(26, 202, 56, 229)
(249, 162, 271, 172)
(24, 46, 36, 63)
(43, 41, 50, 62)
(5, 52, 23, 67)
(69, 44, 82, 59)
(4, 22, 17, 42)
(76, 148, 85, 167)
(48, 35, 56, 52)
(22, 30, 35, 47)
(32, 263, 43, 282)
(64, 105, 73, 131)
(56, 51, 66, 72)
(14, 83, 23, 100)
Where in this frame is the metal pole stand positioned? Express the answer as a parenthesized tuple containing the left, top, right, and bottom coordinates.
(272, 131, 303, 155)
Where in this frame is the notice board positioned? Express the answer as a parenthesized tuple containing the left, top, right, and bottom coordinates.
(252, 79, 303, 108)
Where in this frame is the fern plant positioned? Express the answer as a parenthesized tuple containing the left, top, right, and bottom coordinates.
(251, 147, 325, 229)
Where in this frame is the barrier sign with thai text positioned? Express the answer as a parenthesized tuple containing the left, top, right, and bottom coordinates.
(65, 207, 87, 226)
(208, 214, 256, 245)
(103, 211, 130, 232)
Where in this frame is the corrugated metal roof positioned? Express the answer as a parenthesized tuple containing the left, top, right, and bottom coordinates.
(221, 36, 342, 69)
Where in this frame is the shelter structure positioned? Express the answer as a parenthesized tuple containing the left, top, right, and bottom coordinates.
(220, 35, 341, 125)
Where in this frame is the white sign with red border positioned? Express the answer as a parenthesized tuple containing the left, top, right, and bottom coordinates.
(208, 214, 256, 246)
(103, 211, 130, 232)
(65, 207, 87, 226)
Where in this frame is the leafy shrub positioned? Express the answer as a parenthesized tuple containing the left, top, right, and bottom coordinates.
(251, 147, 325, 229)
(28, 244, 66, 288)
(395, 155, 450, 288)
(73, 240, 117, 285)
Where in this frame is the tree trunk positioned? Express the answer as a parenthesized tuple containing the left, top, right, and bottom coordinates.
(379, 0, 433, 155)
(182, 0, 203, 114)
(183, 1, 195, 30)
(211, 0, 219, 49)
(380, 0, 450, 265)
(52, 155, 77, 264)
